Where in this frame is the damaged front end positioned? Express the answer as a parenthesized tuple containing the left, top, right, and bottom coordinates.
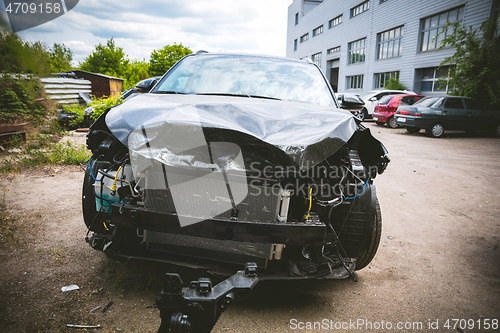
(83, 94, 389, 281)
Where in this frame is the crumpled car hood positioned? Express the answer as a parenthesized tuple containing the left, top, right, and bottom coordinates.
(105, 94, 358, 170)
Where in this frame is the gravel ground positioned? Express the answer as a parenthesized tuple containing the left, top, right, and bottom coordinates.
(0, 123, 499, 333)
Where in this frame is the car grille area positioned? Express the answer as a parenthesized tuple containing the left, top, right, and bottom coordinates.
(143, 170, 280, 223)
(145, 231, 273, 267)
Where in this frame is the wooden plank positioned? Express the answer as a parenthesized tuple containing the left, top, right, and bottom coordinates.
(0, 123, 27, 134)
(45, 89, 92, 95)
(58, 99, 81, 104)
(40, 78, 91, 85)
(43, 84, 92, 90)
(0, 132, 26, 146)
(47, 94, 81, 100)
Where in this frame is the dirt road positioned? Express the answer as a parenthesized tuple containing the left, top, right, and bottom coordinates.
(1, 123, 499, 332)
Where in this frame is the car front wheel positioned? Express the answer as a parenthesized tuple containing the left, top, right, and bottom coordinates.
(427, 123, 445, 138)
(330, 185, 381, 271)
(353, 110, 365, 121)
(82, 159, 110, 233)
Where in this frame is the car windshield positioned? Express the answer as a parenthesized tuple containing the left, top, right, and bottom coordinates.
(153, 55, 335, 106)
(359, 92, 376, 100)
(414, 97, 444, 108)
(378, 95, 393, 105)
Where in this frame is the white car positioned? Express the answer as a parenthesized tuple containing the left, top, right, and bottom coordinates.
(358, 90, 416, 121)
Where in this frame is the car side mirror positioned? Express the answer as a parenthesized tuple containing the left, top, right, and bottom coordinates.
(369, 97, 378, 102)
(338, 93, 365, 111)
(136, 77, 160, 93)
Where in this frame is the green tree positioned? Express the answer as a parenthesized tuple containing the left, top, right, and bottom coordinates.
(25, 41, 52, 75)
(123, 59, 149, 89)
(49, 43, 73, 73)
(0, 32, 52, 75)
(148, 43, 192, 77)
(384, 77, 406, 90)
(437, 14, 500, 109)
(79, 38, 129, 77)
(0, 32, 24, 73)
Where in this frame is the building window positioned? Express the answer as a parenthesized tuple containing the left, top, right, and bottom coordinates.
(300, 33, 309, 43)
(347, 75, 364, 89)
(311, 52, 322, 67)
(294, 39, 298, 51)
(295, 12, 299, 25)
(313, 25, 324, 37)
(351, 1, 370, 18)
(374, 71, 400, 89)
(348, 38, 366, 64)
(419, 66, 452, 92)
(327, 46, 341, 54)
(420, 6, 464, 52)
(377, 26, 404, 59)
(329, 14, 343, 28)
(380, 0, 388, 3)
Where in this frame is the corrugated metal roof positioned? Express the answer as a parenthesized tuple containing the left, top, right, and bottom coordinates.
(72, 70, 125, 81)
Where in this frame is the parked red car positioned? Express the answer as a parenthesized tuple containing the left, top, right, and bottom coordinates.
(373, 94, 425, 128)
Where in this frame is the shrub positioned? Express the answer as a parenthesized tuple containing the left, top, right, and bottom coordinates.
(0, 74, 46, 122)
(384, 77, 407, 91)
(60, 103, 86, 128)
(88, 95, 124, 121)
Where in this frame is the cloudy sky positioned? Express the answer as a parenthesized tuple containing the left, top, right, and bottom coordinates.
(1, 0, 292, 65)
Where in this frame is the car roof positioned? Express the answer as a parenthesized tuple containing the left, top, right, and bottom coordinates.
(188, 51, 313, 66)
(362, 90, 416, 96)
(386, 94, 423, 97)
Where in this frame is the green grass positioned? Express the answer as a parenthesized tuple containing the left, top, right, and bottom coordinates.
(0, 164, 21, 174)
(6, 133, 24, 148)
(15, 141, 91, 166)
(49, 141, 91, 164)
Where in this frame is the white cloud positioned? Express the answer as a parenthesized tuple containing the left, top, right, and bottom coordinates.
(15, 0, 291, 63)
(63, 40, 94, 54)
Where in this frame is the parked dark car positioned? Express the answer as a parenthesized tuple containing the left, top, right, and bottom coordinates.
(83, 53, 390, 283)
(396, 96, 500, 138)
(373, 94, 425, 128)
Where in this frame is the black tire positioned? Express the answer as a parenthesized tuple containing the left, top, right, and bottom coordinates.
(387, 116, 398, 129)
(82, 159, 109, 233)
(376, 121, 384, 126)
(406, 127, 420, 134)
(426, 123, 445, 138)
(330, 186, 382, 271)
(353, 110, 365, 121)
(493, 124, 500, 138)
(355, 200, 382, 270)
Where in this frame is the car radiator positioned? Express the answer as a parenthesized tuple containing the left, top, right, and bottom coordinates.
(140, 168, 288, 267)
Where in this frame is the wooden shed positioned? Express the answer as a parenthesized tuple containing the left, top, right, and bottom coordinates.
(70, 70, 124, 98)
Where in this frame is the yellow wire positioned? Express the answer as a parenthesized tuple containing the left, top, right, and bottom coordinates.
(304, 187, 313, 220)
(110, 166, 123, 193)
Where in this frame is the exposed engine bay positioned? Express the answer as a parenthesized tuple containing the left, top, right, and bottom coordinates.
(83, 95, 389, 281)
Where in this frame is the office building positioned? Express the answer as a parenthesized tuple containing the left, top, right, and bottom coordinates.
(286, 0, 499, 94)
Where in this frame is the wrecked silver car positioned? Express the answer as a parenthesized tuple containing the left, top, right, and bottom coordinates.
(82, 52, 389, 330)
